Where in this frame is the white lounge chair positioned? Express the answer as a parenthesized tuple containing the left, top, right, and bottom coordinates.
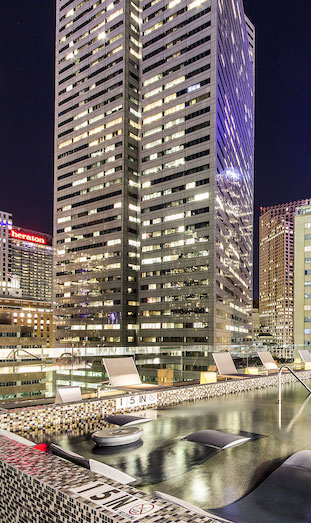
(299, 350, 311, 363)
(212, 352, 258, 379)
(257, 352, 278, 372)
(102, 357, 158, 390)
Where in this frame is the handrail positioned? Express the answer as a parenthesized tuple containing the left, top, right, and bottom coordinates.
(278, 365, 311, 404)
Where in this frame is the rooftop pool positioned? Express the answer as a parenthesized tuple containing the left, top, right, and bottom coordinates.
(25, 380, 311, 510)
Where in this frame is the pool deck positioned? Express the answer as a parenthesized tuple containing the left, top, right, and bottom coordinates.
(1, 371, 311, 522)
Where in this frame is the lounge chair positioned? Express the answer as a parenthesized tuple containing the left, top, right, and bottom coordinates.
(212, 352, 258, 379)
(102, 357, 160, 390)
(299, 350, 311, 364)
(210, 450, 311, 523)
(156, 450, 311, 523)
(257, 351, 279, 373)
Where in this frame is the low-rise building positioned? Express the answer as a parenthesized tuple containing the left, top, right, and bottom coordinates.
(0, 298, 53, 348)
(0, 313, 46, 361)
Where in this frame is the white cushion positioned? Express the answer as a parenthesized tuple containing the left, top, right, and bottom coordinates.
(89, 459, 136, 484)
(265, 362, 278, 370)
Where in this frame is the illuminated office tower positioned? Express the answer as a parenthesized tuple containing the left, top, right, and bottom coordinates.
(259, 199, 311, 348)
(294, 203, 311, 355)
(54, 0, 141, 347)
(139, 0, 255, 347)
(54, 0, 254, 349)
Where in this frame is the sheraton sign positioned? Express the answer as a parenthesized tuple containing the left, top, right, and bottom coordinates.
(10, 229, 46, 245)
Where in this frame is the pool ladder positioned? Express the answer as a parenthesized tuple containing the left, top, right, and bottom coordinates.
(278, 365, 311, 429)
(278, 365, 311, 404)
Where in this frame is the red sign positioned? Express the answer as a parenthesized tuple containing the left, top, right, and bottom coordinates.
(11, 230, 46, 245)
(129, 503, 156, 516)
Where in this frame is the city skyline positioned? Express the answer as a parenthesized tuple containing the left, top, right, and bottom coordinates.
(1, 0, 311, 300)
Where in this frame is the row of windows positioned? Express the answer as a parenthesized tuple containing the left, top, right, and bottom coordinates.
(57, 180, 122, 205)
(143, 5, 210, 42)
(142, 135, 210, 162)
(57, 214, 120, 235)
(143, 164, 209, 190)
(142, 206, 209, 226)
(141, 265, 208, 278)
(141, 307, 209, 316)
(143, 48, 211, 88)
(141, 290, 209, 301)
(58, 126, 122, 159)
(59, 50, 123, 86)
(58, 147, 122, 170)
(142, 221, 209, 240)
(140, 322, 208, 329)
(142, 178, 209, 202)
(142, 235, 208, 251)
(59, 1, 122, 39)
(144, 22, 210, 63)
(141, 149, 210, 178)
(59, 74, 123, 118)
(59, 80, 123, 119)
(143, 38, 210, 74)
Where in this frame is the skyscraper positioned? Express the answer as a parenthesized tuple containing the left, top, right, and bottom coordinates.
(259, 199, 311, 348)
(294, 203, 311, 355)
(54, 0, 255, 349)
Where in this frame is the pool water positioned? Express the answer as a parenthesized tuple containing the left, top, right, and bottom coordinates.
(27, 382, 311, 510)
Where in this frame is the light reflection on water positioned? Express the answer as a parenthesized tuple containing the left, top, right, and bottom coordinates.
(24, 382, 311, 509)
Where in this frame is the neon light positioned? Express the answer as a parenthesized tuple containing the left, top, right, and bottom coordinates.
(10, 230, 46, 245)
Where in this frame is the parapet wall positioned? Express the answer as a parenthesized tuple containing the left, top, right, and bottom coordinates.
(0, 371, 309, 433)
(0, 436, 215, 523)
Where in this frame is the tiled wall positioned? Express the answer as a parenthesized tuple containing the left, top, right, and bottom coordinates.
(0, 436, 216, 523)
(0, 371, 310, 433)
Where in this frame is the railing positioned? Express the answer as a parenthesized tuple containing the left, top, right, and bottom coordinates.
(278, 365, 311, 428)
(278, 365, 311, 403)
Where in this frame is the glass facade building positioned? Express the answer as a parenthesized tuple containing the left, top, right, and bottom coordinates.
(54, 0, 255, 349)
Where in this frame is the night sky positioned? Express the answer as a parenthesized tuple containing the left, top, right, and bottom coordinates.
(0, 1, 310, 298)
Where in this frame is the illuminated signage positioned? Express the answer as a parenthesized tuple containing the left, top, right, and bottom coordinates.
(10, 230, 46, 245)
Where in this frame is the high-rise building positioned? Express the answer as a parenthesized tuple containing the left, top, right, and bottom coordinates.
(294, 203, 311, 355)
(0, 212, 53, 302)
(0, 211, 14, 297)
(259, 199, 311, 348)
(54, 0, 255, 349)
